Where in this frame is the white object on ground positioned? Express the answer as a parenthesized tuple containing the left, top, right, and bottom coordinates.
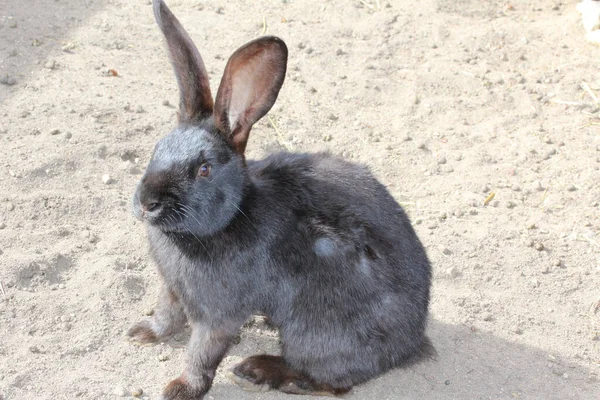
(577, 0, 600, 44)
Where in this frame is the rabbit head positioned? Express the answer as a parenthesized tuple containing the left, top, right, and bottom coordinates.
(132, 0, 287, 236)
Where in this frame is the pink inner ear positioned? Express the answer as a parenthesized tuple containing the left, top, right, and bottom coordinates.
(228, 69, 255, 131)
(228, 53, 276, 133)
(213, 36, 288, 155)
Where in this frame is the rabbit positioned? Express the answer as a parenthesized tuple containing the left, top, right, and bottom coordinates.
(127, 1, 432, 399)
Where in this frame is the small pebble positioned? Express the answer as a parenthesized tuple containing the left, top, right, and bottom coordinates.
(50, 129, 61, 135)
(322, 134, 332, 142)
(9, 20, 18, 28)
(506, 201, 516, 209)
(135, 105, 145, 113)
(541, 265, 551, 274)
(483, 313, 493, 322)
(162, 99, 171, 106)
(567, 185, 576, 192)
(534, 242, 544, 251)
(62, 42, 76, 52)
(533, 180, 544, 191)
(514, 327, 523, 335)
(102, 174, 112, 184)
(6, 203, 15, 211)
(132, 388, 143, 397)
(446, 267, 460, 278)
(553, 259, 562, 267)
(113, 385, 128, 397)
(44, 60, 57, 70)
(158, 354, 169, 362)
(0, 74, 17, 86)
(29, 345, 42, 354)
(441, 247, 452, 256)
(437, 156, 447, 165)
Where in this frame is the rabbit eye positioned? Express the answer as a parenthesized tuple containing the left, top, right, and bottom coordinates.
(198, 163, 211, 177)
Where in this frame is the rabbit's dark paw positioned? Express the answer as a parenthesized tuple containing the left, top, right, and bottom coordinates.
(228, 355, 350, 397)
(126, 319, 161, 345)
(162, 377, 204, 400)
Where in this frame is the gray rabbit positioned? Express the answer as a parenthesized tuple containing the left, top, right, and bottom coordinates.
(127, 1, 432, 399)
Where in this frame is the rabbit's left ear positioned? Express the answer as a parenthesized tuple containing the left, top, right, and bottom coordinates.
(213, 37, 288, 155)
(153, 0, 214, 122)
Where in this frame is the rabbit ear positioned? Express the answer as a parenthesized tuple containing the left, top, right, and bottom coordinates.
(153, 0, 213, 122)
(213, 37, 288, 155)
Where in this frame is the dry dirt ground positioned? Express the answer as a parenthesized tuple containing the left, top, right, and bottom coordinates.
(1, 0, 599, 399)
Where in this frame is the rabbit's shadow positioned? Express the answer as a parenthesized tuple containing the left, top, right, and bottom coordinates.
(195, 318, 598, 399)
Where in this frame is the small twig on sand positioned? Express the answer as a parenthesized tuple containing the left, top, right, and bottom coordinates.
(0, 281, 6, 299)
(537, 188, 549, 209)
(261, 16, 267, 35)
(550, 99, 583, 106)
(578, 120, 600, 129)
(580, 82, 599, 104)
(267, 116, 293, 151)
(578, 235, 600, 248)
(360, 0, 375, 9)
(483, 192, 495, 206)
(360, 0, 382, 10)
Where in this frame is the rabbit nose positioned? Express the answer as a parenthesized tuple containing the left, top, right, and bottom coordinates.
(141, 200, 163, 218)
(143, 202, 161, 213)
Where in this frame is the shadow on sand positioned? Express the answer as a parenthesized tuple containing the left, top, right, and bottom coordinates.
(211, 319, 597, 400)
(0, 0, 106, 103)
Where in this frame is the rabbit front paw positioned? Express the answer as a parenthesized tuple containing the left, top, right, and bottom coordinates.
(126, 318, 162, 345)
(162, 377, 204, 400)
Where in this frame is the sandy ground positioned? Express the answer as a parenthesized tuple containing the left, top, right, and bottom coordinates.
(1, 0, 599, 399)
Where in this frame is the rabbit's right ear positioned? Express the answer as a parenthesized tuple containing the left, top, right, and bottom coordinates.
(153, 0, 213, 122)
(213, 37, 288, 155)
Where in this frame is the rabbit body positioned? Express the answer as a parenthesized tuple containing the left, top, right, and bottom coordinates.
(129, 2, 432, 398)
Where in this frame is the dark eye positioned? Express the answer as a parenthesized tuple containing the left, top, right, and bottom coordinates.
(198, 163, 211, 177)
